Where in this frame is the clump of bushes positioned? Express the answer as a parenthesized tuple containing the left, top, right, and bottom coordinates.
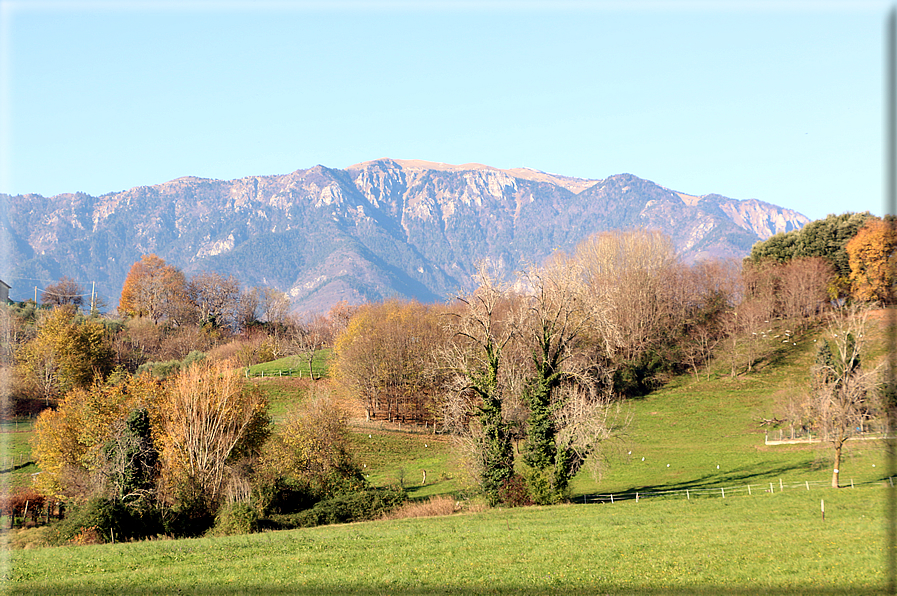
(136, 350, 206, 379)
(265, 487, 407, 530)
(49, 497, 163, 545)
(383, 495, 458, 520)
(210, 502, 260, 536)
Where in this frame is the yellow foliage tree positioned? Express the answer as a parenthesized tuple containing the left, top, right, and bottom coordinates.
(156, 360, 268, 510)
(846, 218, 897, 303)
(17, 307, 113, 402)
(254, 386, 362, 511)
(31, 374, 161, 499)
(332, 299, 447, 424)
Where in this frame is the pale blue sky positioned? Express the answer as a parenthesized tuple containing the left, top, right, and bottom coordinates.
(0, 1, 890, 221)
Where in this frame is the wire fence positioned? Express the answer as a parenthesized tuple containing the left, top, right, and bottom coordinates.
(0, 419, 35, 433)
(245, 367, 306, 379)
(763, 424, 892, 445)
(580, 477, 888, 504)
(0, 454, 33, 472)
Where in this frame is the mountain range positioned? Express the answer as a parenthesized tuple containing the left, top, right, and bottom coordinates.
(1, 158, 809, 314)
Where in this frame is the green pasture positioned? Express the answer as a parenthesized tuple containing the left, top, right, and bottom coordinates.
(245, 349, 332, 380)
(0, 419, 38, 490)
(3, 311, 894, 595)
(6, 486, 886, 595)
(348, 428, 462, 499)
(571, 320, 889, 498)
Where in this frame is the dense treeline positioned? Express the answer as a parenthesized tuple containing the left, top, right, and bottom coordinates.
(1, 255, 375, 541)
(332, 216, 894, 503)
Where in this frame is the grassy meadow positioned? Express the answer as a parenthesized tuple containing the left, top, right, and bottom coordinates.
(4, 487, 886, 595)
(245, 349, 331, 381)
(3, 313, 894, 594)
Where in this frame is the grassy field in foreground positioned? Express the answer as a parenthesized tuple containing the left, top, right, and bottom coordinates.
(6, 487, 886, 595)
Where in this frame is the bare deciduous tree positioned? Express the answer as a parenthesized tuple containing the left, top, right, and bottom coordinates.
(187, 271, 242, 329)
(442, 263, 518, 502)
(804, 305, 882, 488)
(158, 361, 269, 509)
(575, 230, 682, 362)
(41, 276, 85, 308)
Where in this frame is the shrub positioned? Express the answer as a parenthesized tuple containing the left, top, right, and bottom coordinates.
(210, 502, 259, 536)
(51, 497, 162, 544)
(496, 474, 533, 508)
(10, 526, 54, 550)
(523, 468, 566, 506)
(159, 491, 216, 538)
(265, 488, 406, 530)
(383, 495, 457, 520)
(136, 359, 182, 380)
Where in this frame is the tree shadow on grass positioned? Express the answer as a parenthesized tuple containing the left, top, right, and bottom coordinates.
(579, 461, 820, 503)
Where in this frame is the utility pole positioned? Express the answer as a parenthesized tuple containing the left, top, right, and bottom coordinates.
(90, 281, 96, 314)
(34, 286, 37, 304)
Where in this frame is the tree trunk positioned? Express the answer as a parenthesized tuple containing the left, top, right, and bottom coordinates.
(832, 442, 842, 488)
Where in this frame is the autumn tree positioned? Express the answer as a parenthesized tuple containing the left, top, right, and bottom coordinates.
(17, 307, 113, 402)
(40, 276, 85, 308)
(846, 217, 897, 304)
(119, 254, 191, 323)
(254, 387, 363, 513)
(157, 360, 269, 513)
(804, 305, 882, 487)
(747, 212, 874, 285)
(333, 299, 447, 424)
(31, 373, 161, 499)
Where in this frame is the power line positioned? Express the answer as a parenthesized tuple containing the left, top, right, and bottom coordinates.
(39, 290, 93, 298)
(3, 276, 101, 286)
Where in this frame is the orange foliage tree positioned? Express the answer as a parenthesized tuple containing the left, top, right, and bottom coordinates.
(846, 218, 897, 304)
(119, 254, 191, 322)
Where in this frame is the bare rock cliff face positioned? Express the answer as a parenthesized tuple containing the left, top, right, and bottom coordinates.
(1, 159, 809, 313)
(714, 197, 808, 240)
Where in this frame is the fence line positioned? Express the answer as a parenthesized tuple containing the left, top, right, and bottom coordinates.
(764, 427, 892, 446)
(581, 477, 885, 504)
(0, 454, 34, 473)
(245, 366, 326, 379)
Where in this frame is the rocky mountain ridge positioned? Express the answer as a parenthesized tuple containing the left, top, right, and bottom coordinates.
(1, 159, 809, 313)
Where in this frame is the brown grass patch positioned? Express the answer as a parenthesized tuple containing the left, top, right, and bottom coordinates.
(381, 495, 458, 520)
